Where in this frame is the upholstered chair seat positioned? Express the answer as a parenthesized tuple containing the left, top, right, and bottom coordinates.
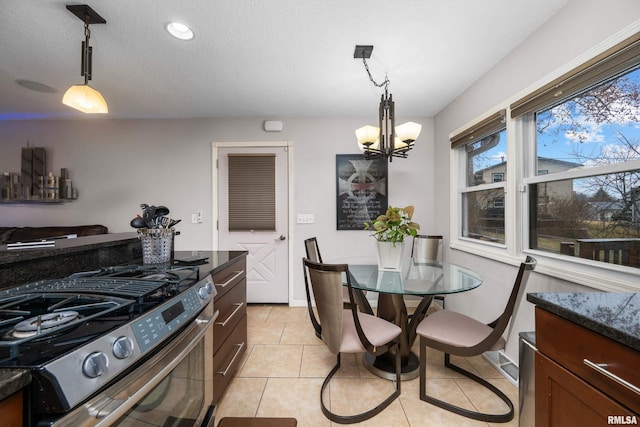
(416, 310, 506, 351)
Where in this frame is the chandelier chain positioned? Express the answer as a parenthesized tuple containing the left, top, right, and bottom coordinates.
(361, 57, 389, 92)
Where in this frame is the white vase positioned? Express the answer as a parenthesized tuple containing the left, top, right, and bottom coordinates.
(376, 241, 405, 271)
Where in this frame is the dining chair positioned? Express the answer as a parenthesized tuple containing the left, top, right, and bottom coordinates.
(411, 235, 442, 261)
(302, 258, 402, 424)
(303, 237, 369, 340)
(411, 235, 445, 307)
(416, 256, 536, 423)
(303, 237, 323, 338)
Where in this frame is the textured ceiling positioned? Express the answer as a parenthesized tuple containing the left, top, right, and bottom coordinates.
(0, 0, 570, 120)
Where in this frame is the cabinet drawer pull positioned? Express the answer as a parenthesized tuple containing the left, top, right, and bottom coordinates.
(215, 302, 244, 327)
(216, 270, 244, 288)
(216, 342, 245, 376)
(584, 358, 640, 396)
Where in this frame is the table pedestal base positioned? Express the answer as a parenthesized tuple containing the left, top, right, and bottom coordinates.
(363, 351, 420, 381)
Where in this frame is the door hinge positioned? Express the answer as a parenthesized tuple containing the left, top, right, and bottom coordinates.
(216, 220, 219, 230)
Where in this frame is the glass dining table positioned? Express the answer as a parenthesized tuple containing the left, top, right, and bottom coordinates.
(342, 257, 483, 380)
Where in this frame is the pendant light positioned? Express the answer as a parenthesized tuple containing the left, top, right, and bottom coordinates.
(354, 45, 421, 162)
(62, 4, 108, 114)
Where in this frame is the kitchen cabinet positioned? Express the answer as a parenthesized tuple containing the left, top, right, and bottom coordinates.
(210, 254, 247, 404)
(0, 390, 23, 427)
(533, 305, 639, 427)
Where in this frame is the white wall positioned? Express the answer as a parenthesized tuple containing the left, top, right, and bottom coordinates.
(0, 116, 434, 305)
(433, 0, 640, 361)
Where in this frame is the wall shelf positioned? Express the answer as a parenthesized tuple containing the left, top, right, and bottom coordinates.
(0, 198, 76, 205)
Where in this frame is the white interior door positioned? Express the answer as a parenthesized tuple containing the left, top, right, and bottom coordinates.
(217, 146, 289, 303)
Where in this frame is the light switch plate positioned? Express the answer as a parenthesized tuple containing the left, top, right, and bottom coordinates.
(297, 213, 314, 224)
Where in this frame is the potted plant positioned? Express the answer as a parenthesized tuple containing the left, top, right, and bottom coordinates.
(365, 205, 420, 270)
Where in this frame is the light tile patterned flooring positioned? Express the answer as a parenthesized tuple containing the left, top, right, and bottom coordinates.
(214, 305, 519, 427)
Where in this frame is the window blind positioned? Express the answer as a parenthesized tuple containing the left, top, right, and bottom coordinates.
(510, 31, 640, 118)
(228, 154, 276, 231)
(450, 109, 506, 149)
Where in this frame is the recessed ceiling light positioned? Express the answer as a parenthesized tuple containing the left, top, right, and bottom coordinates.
(165, 22, 194, 40)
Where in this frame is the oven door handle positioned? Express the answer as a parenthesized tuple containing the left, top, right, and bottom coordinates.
(55, 304, 218, 427)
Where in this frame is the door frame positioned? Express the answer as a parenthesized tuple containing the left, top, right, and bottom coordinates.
(211, 141, 294, 304)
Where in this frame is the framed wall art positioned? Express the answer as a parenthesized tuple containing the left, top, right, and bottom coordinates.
(336, 154, 388, 230)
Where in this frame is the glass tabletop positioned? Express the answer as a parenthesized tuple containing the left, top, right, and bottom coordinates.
(346, 258, 483, 296)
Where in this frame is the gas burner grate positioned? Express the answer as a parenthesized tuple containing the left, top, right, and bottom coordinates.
(3, 277, 172, 299)
(0, 293, 134, 357)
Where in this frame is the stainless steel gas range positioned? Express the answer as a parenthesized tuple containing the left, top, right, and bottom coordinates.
(0, 264, 217, 426)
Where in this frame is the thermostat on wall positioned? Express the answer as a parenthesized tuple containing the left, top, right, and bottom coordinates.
(264, 120, 283, 132)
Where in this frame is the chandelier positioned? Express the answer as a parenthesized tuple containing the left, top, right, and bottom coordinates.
(354, 45, 421, 162)
(62, 4, 108, 114)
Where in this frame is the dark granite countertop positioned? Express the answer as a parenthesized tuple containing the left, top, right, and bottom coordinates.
(0, 232, 139, 265)
(527, 292, 640, 352)
(172, 250, 247, 276)
(0, 369, 31, 401)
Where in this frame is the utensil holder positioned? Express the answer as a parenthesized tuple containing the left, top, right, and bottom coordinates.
(138, 228, 174, 264)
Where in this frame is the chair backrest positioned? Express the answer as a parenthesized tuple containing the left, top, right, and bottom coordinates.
(412, 235, 443, 261)
(303, 237, 324, 337)
(302, 258, 345, 354)
(479, 256, 536, 354)
(304, 237, 323, 263)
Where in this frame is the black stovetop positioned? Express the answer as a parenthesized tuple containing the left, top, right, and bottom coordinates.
(0, 265, 199, 366)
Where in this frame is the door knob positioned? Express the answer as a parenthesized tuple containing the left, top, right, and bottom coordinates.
(277, 235, 286, 241)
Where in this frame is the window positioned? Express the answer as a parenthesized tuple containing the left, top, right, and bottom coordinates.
(507, 31, 640, 271)
(526, 66, 640, 269)
(451, 31, 640, 286)
(452, 112, 507, 245)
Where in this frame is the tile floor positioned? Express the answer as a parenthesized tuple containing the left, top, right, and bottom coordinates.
(214, 305, 519, 427)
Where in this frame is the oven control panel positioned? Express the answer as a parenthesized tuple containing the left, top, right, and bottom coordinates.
(131, 283, 210, 353)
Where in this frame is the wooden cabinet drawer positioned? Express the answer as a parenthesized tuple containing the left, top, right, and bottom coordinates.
(212, 314, 247, 404)
(213, 260, 245, 301)
(535, 351, 635, 427)
(213, 280, 246, 354)
(536, 308, 640, 414)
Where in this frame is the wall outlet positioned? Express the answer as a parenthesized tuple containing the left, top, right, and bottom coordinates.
(297, 213, 314, 224)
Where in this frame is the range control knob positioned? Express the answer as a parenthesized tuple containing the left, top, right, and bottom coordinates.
(112, 336, 134, 359)
(205, 281, 214, 294)
(198, 286, 209, 300)
(82, 352, 108, 378)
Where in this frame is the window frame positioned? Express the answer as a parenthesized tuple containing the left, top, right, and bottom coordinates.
(450, 27, 640, 292)
(454, 120, 508, 248)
